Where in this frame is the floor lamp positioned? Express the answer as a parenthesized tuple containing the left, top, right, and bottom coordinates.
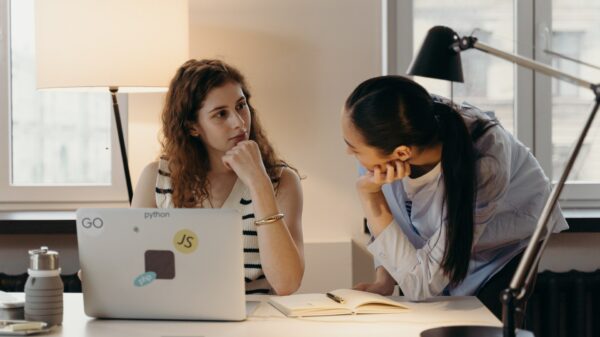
(34, 0, 189, 204)
(408, 26, 599, 337)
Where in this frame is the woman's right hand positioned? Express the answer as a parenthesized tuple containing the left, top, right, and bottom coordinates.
(353, 267, 396, 296)
(353, 280, 395, 296)
(356, 160, 410, 194)
(221, 140, 271, 192)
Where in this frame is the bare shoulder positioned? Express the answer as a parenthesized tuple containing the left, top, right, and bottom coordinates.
(138, 161, 160, 184)
(139, 161, 160, 184)
(143, 161, 160, 174)
(275, 166, 302, 199)
(132, 160, 160, 208)
(278, 167, 301, 187)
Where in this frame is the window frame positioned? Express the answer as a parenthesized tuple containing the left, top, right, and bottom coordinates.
(534, 0, 600, 204)
(0, 0, 129, 210)
(387, 0, 600, 208)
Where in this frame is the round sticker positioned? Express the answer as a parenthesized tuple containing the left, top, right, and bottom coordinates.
(173, 229, 198, 254)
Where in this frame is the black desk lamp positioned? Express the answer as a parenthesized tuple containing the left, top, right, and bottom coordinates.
(408, 26, 600, 337)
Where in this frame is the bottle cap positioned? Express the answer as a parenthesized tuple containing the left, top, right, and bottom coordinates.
(28, 246, 59, 271)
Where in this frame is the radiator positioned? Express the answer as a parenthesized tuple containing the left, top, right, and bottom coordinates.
(525, 270, 600, 337)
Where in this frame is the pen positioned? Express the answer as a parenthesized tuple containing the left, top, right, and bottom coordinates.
(326, 292, 345, 304)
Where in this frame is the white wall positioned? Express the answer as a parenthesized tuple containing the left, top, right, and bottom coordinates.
(538, 233, 600, 272)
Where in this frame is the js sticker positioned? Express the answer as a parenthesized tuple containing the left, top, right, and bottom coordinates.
(173, 229, 198, 254)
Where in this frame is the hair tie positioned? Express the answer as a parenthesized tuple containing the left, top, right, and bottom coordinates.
(432, 102, 443, 123)
(432, 102, 445, 140)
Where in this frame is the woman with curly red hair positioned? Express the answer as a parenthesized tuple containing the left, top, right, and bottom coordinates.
(133, 59, 304, 295)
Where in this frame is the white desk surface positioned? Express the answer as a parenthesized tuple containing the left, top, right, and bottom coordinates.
(40, 293, 500, 337)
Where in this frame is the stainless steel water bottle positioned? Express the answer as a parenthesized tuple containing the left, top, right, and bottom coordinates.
(24, 246, 63, 326)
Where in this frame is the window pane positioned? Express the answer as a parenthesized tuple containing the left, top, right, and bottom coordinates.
(414, 0, 515, 134)
(551, 0, 600, 182)
(10, 0, 112, 186)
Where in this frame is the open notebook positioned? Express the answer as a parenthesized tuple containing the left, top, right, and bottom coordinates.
(268, 289, 409, 317)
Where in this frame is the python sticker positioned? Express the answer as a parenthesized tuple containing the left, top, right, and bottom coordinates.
(173, 229, 198, 254)
(134, 271, 157, 287)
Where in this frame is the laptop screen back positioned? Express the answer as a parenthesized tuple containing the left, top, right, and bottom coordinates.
(76, 208, 246, 321)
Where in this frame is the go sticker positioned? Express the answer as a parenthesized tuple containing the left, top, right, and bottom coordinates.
(134, 271, 156, 287)
(173, 229, 198, 254)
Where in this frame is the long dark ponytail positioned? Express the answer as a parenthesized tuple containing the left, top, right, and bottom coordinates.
(433, 101, 475, 285)
(345, 75, 475, 286)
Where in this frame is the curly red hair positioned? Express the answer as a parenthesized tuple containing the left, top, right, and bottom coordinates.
(160, 59, 295, 207)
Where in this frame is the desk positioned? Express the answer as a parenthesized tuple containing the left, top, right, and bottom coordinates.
(42, 293, 500, 337)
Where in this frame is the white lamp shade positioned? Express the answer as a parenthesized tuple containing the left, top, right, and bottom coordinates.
(35, 0, 189, 92)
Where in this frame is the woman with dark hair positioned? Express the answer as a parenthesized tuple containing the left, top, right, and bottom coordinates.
(133, 59, 304, 296)
(342, 75, 567, 320)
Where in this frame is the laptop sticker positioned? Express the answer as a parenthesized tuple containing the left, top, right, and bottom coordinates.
(134, 271, 157, 287)
(79, 215, 105, 237)
(144, 250, 175, 279)
(173, 229, 198, 254)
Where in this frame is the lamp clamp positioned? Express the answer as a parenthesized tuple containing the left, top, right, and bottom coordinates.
(451, 35, 478, 52)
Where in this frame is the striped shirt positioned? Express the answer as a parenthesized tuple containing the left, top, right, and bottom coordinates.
(155, 158, 272, 294)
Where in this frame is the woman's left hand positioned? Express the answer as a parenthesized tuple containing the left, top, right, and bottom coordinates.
(222, 140, 271, 189)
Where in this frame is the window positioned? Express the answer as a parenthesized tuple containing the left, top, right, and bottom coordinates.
(551, 32, 582, 97)
(0, 0, 128, 208)
(550, 2, 600, 186)
(390, 0, 600, 206)
(413, 0, 515, 135)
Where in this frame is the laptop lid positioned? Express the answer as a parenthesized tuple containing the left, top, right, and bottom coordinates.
(76, 208, 246, 321)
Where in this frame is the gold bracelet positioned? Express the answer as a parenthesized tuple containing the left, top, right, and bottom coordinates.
(254, 213, 285, 226)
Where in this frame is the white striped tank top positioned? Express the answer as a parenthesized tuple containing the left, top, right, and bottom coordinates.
(155, 158, 272, 294)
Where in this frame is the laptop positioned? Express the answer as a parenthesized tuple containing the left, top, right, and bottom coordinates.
(76, 208, 247, 321)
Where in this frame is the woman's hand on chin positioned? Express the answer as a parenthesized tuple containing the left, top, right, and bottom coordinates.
(357, 160, 410, 194)
(222, 140, 271, 189)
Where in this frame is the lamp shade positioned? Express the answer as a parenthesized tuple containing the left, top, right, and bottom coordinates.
(407, 26, 464, 83)
(35, 0, 189, 92)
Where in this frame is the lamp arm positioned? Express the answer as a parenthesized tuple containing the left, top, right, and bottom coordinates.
(455, 36, 597, 94)
(474, 41, 595, 90)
